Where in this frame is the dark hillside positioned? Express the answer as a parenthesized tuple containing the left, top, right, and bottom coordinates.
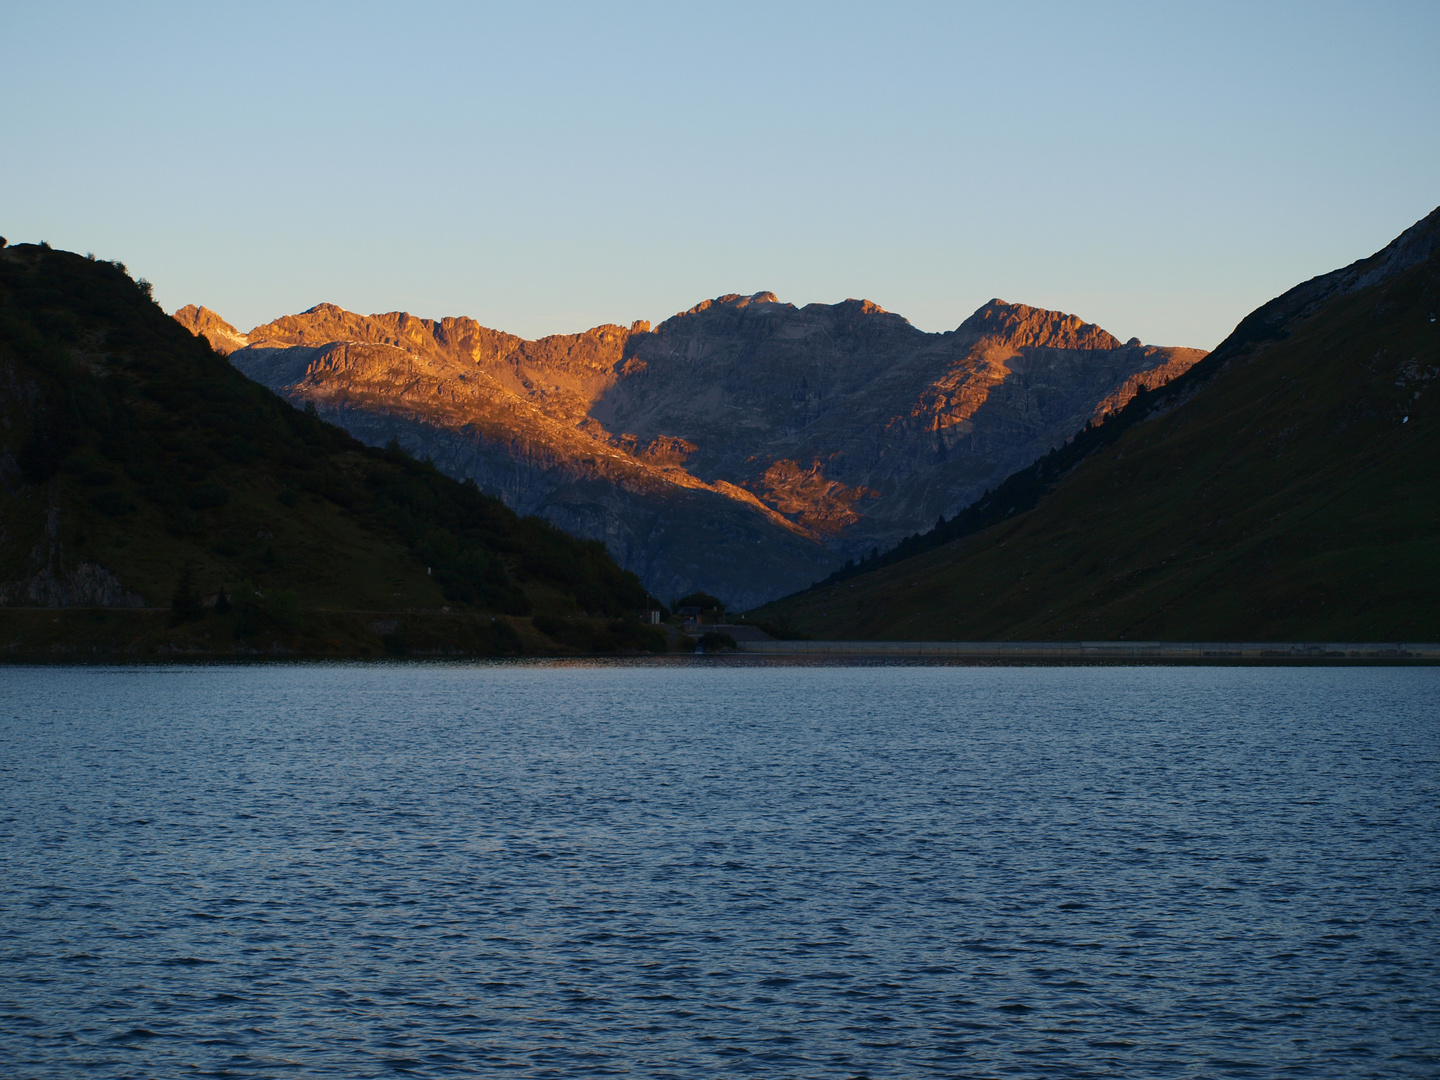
(0, 242, 658, 657)
(756, 208, 1440, 641)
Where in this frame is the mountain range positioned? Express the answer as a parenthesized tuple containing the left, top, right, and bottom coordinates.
(176, 295, 1204, 608)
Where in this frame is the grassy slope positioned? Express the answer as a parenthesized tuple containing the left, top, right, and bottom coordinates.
(758, 231, 1440, 642)
(0, 244, 663, 657)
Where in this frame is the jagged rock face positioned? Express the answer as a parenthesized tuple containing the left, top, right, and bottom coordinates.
(221, 330, 833, 611)
(180, 295, 1204, 608)
(173, 305, 249, 355)
(594, 295, 938, 548)
(0, 560, 145, 607)
(595, 295, 1206, 554)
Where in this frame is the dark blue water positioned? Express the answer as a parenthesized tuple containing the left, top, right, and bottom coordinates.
(1, 663, 1437, 1078)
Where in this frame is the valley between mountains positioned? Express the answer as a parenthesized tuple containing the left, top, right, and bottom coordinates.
(177, 296, 1204, 608)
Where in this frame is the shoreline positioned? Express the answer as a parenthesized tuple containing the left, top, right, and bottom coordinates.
(3, 611, 1436, 665)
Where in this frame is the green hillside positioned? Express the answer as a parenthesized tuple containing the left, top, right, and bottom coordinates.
(756, 208, 1440, 642)
(0, 242, 664, 657)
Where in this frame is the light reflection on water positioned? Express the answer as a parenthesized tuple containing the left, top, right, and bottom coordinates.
(1, 662, 1437, 1077)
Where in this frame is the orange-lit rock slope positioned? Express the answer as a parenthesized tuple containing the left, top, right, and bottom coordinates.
(175, 296, 1204, 607)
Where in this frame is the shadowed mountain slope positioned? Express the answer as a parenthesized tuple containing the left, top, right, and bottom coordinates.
(179, 292, 1203, 608)
(754, 207, 1440, 641)
(1, 244, 662, 657)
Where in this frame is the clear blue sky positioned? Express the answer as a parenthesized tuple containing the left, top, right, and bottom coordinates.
(3, 1, 1436, 349)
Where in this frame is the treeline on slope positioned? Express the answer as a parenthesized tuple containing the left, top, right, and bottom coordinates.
(808, 247, 1388, 594)
(0, 244, 648, 619)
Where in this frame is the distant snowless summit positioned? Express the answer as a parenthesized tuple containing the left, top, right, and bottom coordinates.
(176, 294, 1205, 608)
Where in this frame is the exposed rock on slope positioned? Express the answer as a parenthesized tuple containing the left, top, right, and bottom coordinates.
(177, 295, 1204, 607)
(173, 304, 250, 355)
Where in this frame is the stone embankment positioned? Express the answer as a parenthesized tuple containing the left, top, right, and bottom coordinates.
(738, 640, 1440, 661)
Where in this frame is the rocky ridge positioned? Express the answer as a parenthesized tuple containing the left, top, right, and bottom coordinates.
(177, 296, 1204, 607)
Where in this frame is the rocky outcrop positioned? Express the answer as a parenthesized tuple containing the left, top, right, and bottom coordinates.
(182, 295, 1204, 607)
(0, 561, 146, 607)
(0, 493, 145, 608)
(173, 305, 249, 355)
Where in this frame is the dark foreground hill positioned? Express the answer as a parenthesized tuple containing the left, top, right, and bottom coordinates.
(0, 242, 665, 658)
(755, 207, 1440, 642)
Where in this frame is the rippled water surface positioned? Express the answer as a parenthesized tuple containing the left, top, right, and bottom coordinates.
(2, 662, 1438, 1078)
